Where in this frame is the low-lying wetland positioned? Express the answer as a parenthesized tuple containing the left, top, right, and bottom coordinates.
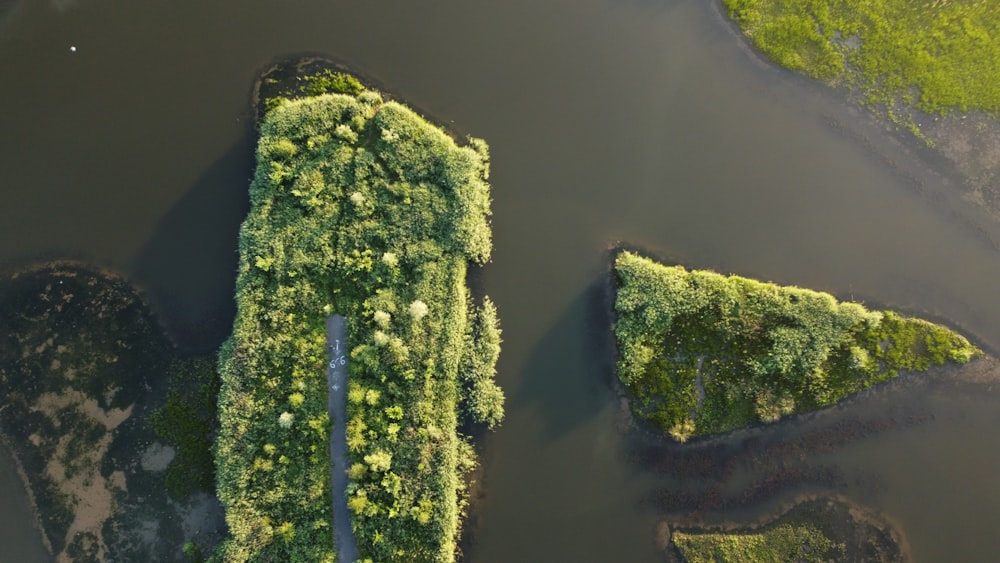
(0, 262, 225, 561)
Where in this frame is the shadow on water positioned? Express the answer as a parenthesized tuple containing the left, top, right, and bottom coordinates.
(510, 275, 617, 443)
(627, 367, 960, 527)
(131, 136, 255, 353)
(465, 267, 665, 562)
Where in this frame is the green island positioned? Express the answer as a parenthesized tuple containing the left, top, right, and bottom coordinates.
(722, 0, 1000, 115)
(613, 251, 980, 442)
(670, 498, 902, 562)
(214, 73, 504, 561)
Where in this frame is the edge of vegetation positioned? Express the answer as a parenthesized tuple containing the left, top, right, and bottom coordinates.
(613, 251, 980, 441)
(213, 71, 504, 562)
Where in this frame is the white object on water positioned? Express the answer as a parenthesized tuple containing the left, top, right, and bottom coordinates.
(69, 46, 77, 52)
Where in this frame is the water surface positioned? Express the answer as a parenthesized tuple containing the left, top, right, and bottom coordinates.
(0, 449, 48, 562)
(2, 0, 999, 560)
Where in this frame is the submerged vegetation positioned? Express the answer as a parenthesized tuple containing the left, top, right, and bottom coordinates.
(0, 263, 224, 561)
(150, 358, 220, 499)
(722, 0, 1000, 114)
(214, 77, 503, 561)
(614, 251, 980, 441)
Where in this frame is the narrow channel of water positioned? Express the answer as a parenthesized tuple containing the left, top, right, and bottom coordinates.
(2, 0, 999, 560)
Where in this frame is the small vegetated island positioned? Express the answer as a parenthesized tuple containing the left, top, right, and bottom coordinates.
(614, 251, 979, 442)
(215, 72, 504, 561)
(614, 251, 980, 560)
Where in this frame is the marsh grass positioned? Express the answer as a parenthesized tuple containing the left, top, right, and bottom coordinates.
(723, 0, 1000, 115)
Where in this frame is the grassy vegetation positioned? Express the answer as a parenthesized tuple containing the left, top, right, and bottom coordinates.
(214, 82, 503, 561)
(673, 523, 842, 562)
(613, 251, 980, 441)
(722, 0, 1000, 114)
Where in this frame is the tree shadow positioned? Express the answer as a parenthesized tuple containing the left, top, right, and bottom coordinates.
(510, 269, 619, 443)
(130, 136, 254, 353)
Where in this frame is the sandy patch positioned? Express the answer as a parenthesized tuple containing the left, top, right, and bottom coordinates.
(29, 388, 135, 562)
(33, 390, 133, 431)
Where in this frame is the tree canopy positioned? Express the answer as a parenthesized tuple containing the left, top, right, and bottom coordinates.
(214, 84, 503, 562)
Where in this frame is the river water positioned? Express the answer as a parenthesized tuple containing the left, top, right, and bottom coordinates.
(2, 0, 999, 561)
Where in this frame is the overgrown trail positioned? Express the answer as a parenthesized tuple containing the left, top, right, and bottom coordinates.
(327, 314, 358, 563)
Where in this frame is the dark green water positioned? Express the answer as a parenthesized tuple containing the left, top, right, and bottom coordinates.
(2, 0, 1000, 561)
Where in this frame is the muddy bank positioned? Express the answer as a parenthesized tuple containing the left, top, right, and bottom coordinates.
(0, 262, 225, 561)
(922, 112, 1000, 217)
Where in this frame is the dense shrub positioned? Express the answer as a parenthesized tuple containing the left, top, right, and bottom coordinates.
(215, 85, 503, 561)
(614, 252, 980, 440)
(459, 297, 505, 429)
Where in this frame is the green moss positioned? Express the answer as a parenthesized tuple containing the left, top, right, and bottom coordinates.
(214, 85, 502, 561)
(723, 0, 1000, 114)
(614, 252, 981, 440)
(674, 523, 842, 562)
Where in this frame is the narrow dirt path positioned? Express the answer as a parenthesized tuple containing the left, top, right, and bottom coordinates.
(326, 315, 358, 563)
